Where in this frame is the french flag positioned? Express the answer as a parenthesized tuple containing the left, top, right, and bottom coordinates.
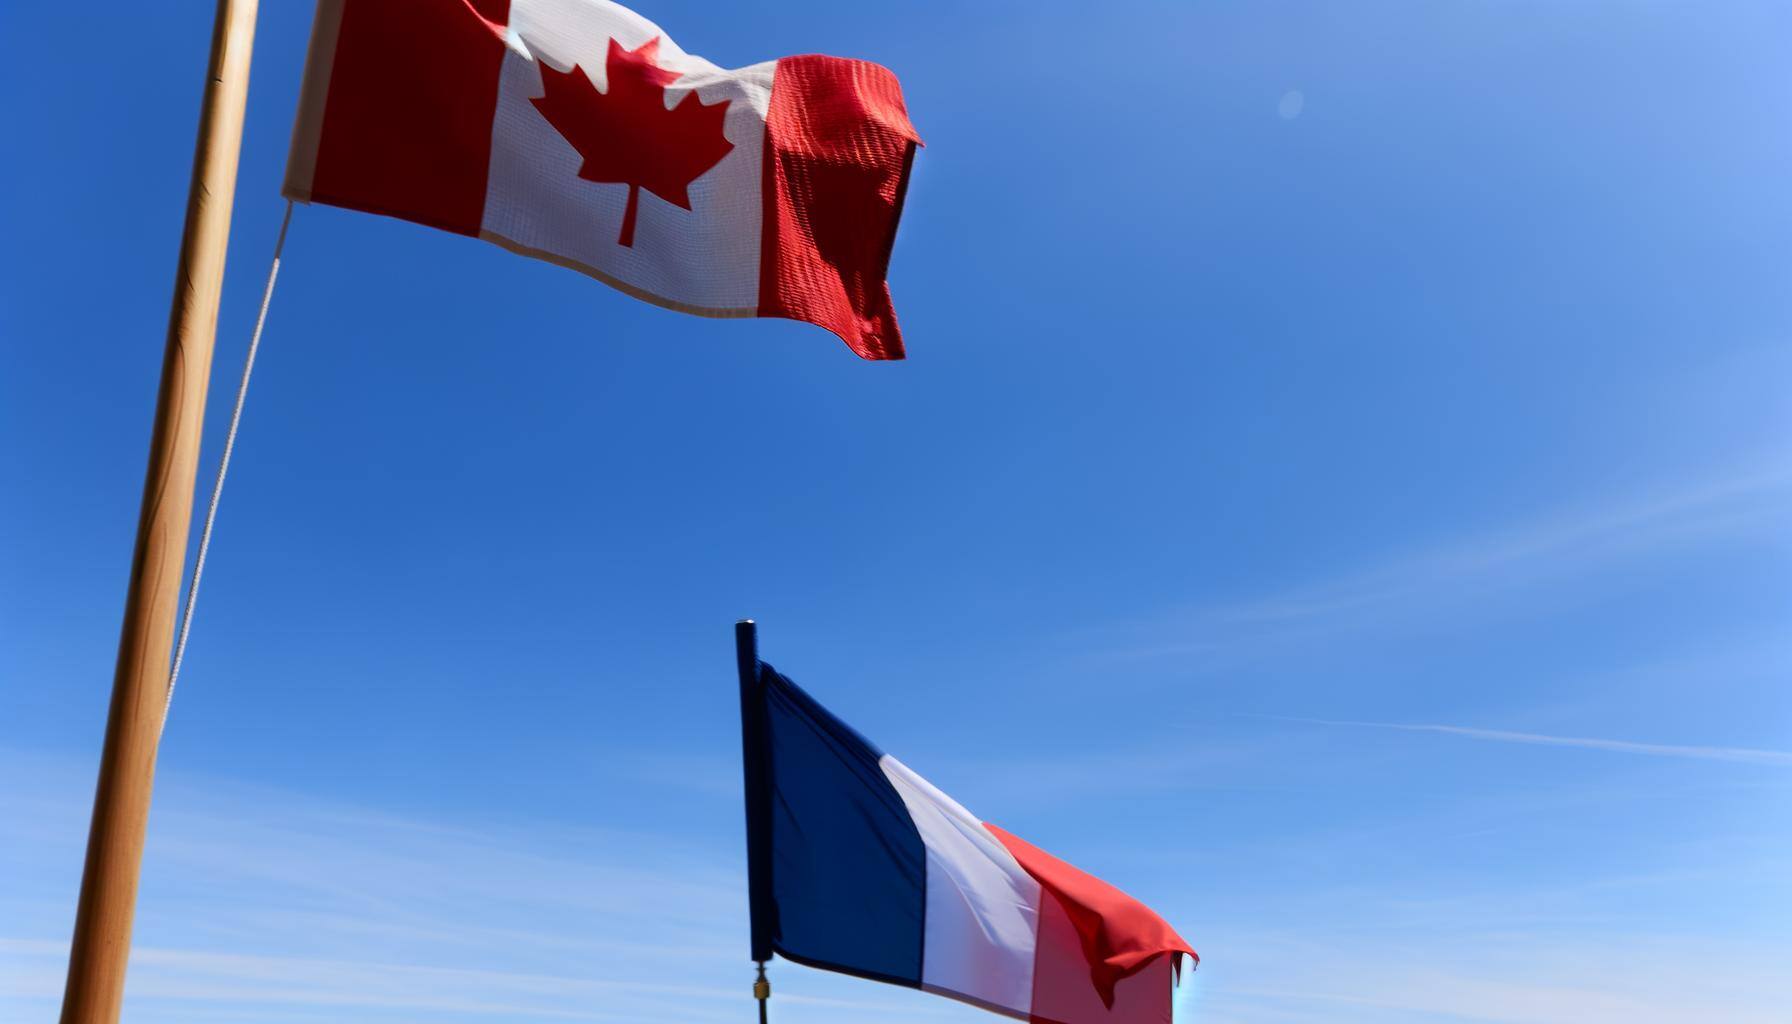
(737, 625, 1196, 1024)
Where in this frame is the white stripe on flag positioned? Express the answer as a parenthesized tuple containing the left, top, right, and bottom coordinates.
(880, 755, 1040, 1017)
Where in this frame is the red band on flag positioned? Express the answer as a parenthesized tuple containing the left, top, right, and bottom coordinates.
(305, 0, 512, 236)
(760, 56, 921, 360)
(985, 823, 1196, 1023)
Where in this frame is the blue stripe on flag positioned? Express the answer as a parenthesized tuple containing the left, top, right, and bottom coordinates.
(757, 663, 926, 987)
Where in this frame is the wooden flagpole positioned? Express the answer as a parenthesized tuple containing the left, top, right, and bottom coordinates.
(59, 1, 260, 1020)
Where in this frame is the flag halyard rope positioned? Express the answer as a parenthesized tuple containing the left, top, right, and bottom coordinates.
(162, 200, 294, 734)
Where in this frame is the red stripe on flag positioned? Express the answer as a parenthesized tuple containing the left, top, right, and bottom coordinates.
(1031, 896, 1180, 1024)
(759, 55, 920, 360)
(984, 823, 1195, 1024)
(309, 0, 512, 236)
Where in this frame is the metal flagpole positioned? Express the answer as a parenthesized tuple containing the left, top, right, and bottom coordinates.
(59, 0, 260, 1020)
(736, 619, 773, 1022)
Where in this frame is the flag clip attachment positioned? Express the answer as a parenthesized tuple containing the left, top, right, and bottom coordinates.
(753, 961, 770, 1022)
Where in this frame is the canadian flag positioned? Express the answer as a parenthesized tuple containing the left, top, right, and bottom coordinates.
(284, 0, 921, 359)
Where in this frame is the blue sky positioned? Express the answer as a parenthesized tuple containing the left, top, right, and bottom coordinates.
(3, 1, 1790, 1021)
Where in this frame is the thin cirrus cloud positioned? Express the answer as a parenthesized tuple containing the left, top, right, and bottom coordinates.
(1100, 458, 1792, 660)
(0, 749, 955, 1024)
(1199, 929, 1792, 1024)
(8, 746, 1792, 1023)
(1269, 715, 1792, 768)
(0, 937, 947, 1023)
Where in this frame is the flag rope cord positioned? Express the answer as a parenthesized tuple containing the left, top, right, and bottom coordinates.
(162, 200, 294, 734)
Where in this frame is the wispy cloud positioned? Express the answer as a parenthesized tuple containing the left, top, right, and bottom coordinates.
(8, 746, 1792, 1024)
(1267, 715, 1792, 767)
(1198, 930, 1792, 1024)
(0, 750, 960, 1024)
(0, 939, 944, 1022)
(1098, 460, 1792, 659)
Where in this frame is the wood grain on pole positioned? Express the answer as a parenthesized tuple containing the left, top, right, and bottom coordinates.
(59, 1, 259, 1021)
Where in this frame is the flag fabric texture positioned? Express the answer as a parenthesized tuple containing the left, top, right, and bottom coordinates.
(739, 661, 1197, 1024)
(284, 0, 920, 359)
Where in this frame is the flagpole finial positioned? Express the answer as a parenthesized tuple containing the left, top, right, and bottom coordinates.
(735, 619, 758, 668)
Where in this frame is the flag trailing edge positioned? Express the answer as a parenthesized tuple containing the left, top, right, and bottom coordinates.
(739, 646, 1197, 1024)
(284, 0, 920, 359)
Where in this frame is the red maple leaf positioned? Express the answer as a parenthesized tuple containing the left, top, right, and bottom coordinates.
(531, 37, 734, 247)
